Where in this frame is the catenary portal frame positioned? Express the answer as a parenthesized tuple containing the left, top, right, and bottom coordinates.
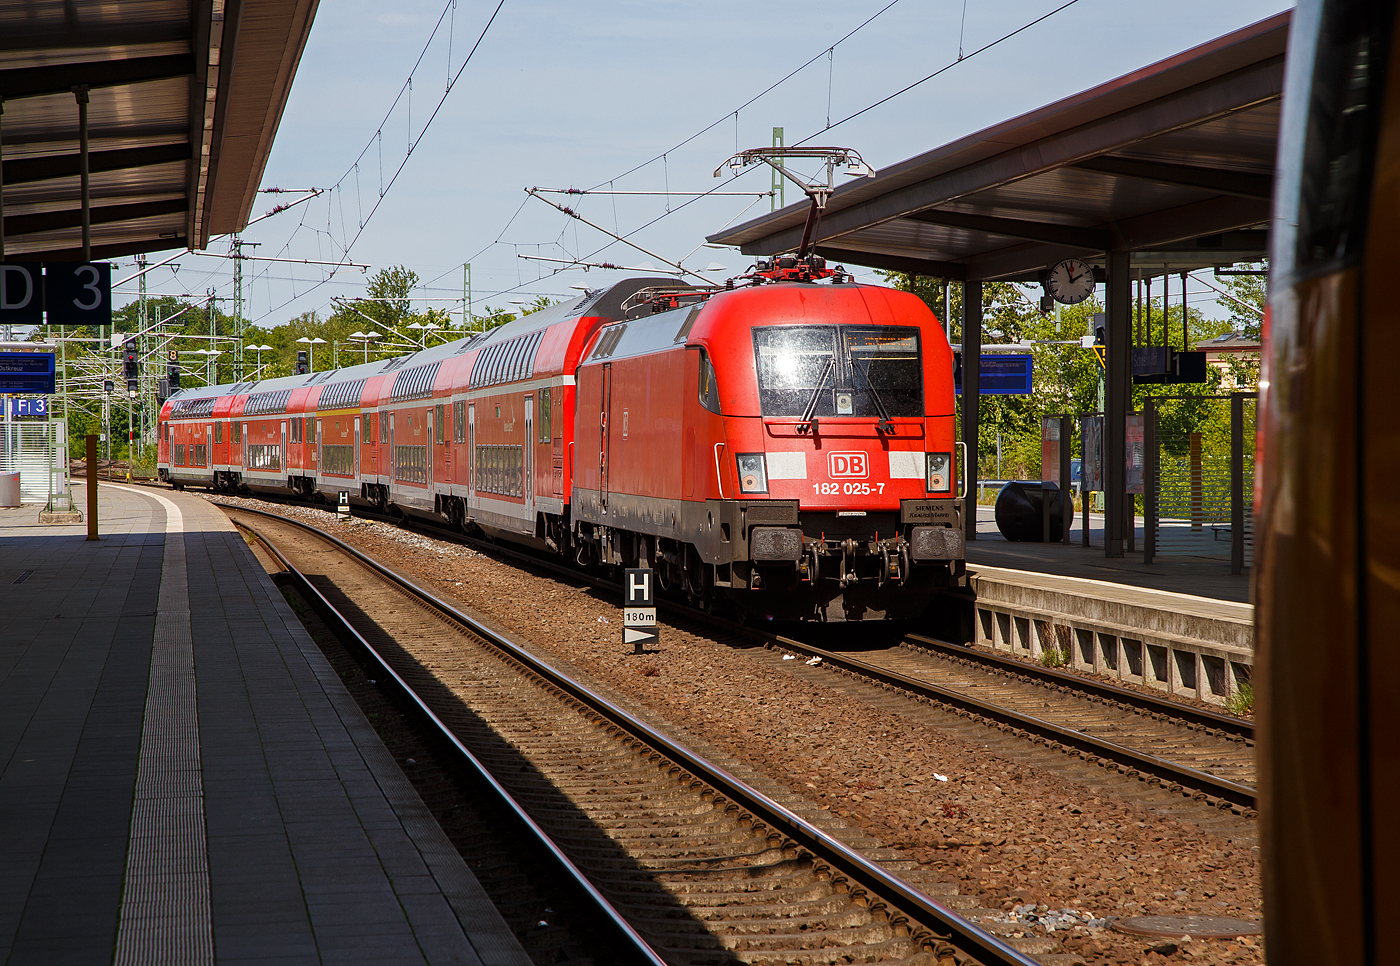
(709, 11, 1286, 558)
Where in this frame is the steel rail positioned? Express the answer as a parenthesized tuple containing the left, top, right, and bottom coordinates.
(234, 513, 667, 966)
(749, 630, 1257, 812)
(197, 490, 1256, 813)
(228, 504, 1042, 966)
(902, 632, 1254, 741)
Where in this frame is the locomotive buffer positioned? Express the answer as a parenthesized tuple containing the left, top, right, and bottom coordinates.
(624, 568, 658, 653)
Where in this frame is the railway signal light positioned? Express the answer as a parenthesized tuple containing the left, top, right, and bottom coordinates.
(123, 341, 139, 395)
(296, 350, 308, 375)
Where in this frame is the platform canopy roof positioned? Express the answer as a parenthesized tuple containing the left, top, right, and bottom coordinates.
(709, 11, 1288, 283)
(0, 0, 319, 261)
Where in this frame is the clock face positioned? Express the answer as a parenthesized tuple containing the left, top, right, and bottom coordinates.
(1045, 258, 1095, 304)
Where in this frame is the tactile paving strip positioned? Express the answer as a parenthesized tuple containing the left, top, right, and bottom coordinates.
(113, 494, 214, 965)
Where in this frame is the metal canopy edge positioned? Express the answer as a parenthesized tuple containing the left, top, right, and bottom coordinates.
(708, 11, 1288, 281)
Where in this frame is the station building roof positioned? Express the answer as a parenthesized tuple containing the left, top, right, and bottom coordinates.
(0, 0, 318, 261)
(708, 12, 1288, 282)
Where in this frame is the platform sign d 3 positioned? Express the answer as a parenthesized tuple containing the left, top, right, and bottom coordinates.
(0, 262, 112, 328)
(623, 567, 658, 654)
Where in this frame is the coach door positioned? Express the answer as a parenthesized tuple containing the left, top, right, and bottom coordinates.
(280, 420, 287, 474)
(316, 419, 323, 478)
(523, 396, 535, 520)
(353, 417, 361, 477)
(467, 403, 476, 511)
(600, 363, 611, 511)
(389, 413, 396, 484)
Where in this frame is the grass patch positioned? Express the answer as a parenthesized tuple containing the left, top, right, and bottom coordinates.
(1227, 683, 1254, 716)
(1039, 647, 1068, 669)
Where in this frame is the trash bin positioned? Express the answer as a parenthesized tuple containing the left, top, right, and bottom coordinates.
(994, 480, 1074, 542)
(0, 471, 20, 507)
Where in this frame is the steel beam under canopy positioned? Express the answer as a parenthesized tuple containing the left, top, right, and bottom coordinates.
(0, 0, 319, 259)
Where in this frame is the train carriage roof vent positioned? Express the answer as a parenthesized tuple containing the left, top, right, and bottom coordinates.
(467, 330, 543, 389)
(243, 389, 293, 416)
(390, 362, 441, 402)
(170, 397, 217, 419)
(381, 355, 412, 373)
(316, 379, 367, 411)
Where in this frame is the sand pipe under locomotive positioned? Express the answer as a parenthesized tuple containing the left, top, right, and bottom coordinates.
(568, 256, 969, 623)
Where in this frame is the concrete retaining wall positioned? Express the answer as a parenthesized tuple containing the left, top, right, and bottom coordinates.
(968, 566, 1254, 706)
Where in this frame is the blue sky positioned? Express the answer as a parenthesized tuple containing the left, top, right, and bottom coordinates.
(114, 0, 1288, 327)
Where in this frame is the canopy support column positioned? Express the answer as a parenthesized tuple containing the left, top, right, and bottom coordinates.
(1104, 251, 1132, 557)
(962, 280, 981, 544)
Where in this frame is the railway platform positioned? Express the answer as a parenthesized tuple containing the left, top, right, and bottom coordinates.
(962, 505, 1254, 708)
(0, 484, 531, 966)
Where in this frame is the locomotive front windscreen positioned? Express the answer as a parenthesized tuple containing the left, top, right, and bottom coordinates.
(753, 325, 923, 417)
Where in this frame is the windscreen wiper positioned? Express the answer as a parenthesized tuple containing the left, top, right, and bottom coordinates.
(799, 357, 835, 433)
(853, 359, 894, 434)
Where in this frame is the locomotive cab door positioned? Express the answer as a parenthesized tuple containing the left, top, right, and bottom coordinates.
(523, 395, 535, 521)
(600, 363, 612, 511)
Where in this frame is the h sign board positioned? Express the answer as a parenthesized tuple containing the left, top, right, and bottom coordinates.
(623, 567, 658, 653)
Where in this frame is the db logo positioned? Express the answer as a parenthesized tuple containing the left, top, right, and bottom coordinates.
(828, 452, 868, 479)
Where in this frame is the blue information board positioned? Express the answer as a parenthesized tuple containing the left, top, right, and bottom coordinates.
(954, 353, 1034, 395)
(0, 352, 56, 394)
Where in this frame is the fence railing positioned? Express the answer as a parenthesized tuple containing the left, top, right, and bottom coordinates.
(1143, 393, 1256, 573)
(0, 420, 71, 507)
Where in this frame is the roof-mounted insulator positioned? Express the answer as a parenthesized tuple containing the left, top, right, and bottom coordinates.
(747, 253, 842, 284)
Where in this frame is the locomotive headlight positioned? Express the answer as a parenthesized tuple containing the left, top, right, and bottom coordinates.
(926, 452, 952, 492)
(736, 453, 768, 494)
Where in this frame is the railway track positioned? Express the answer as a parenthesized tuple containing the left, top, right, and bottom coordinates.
(228, 505, 1038, 966)
(746, 632, 1256, 815)
(203, 489, 1256, 816)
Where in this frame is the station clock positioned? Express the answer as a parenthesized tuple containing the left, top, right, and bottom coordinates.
(1045, 258, 1096, 304)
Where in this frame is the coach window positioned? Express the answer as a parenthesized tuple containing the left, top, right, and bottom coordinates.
(380, 411, 388, 443)
(234, 421, 242, 443)
(435, 404, 445, 444)
(215, 422, 223, 443)
(697, 348, 722, 414)
(539, 387, 551, 442)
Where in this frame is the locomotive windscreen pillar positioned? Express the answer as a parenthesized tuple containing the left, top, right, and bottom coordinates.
(961, 280, 982, 543)
(1104, 251, 1132, 558)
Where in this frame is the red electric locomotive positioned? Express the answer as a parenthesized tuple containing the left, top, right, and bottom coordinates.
(157, 262, 967, 623)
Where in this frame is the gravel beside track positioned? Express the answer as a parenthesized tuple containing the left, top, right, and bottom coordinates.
(210, 495, 1264, 966)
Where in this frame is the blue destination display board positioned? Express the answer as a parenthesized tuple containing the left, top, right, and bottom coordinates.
(0, 352, 56, 394)
(954, 353, 1034, 395)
